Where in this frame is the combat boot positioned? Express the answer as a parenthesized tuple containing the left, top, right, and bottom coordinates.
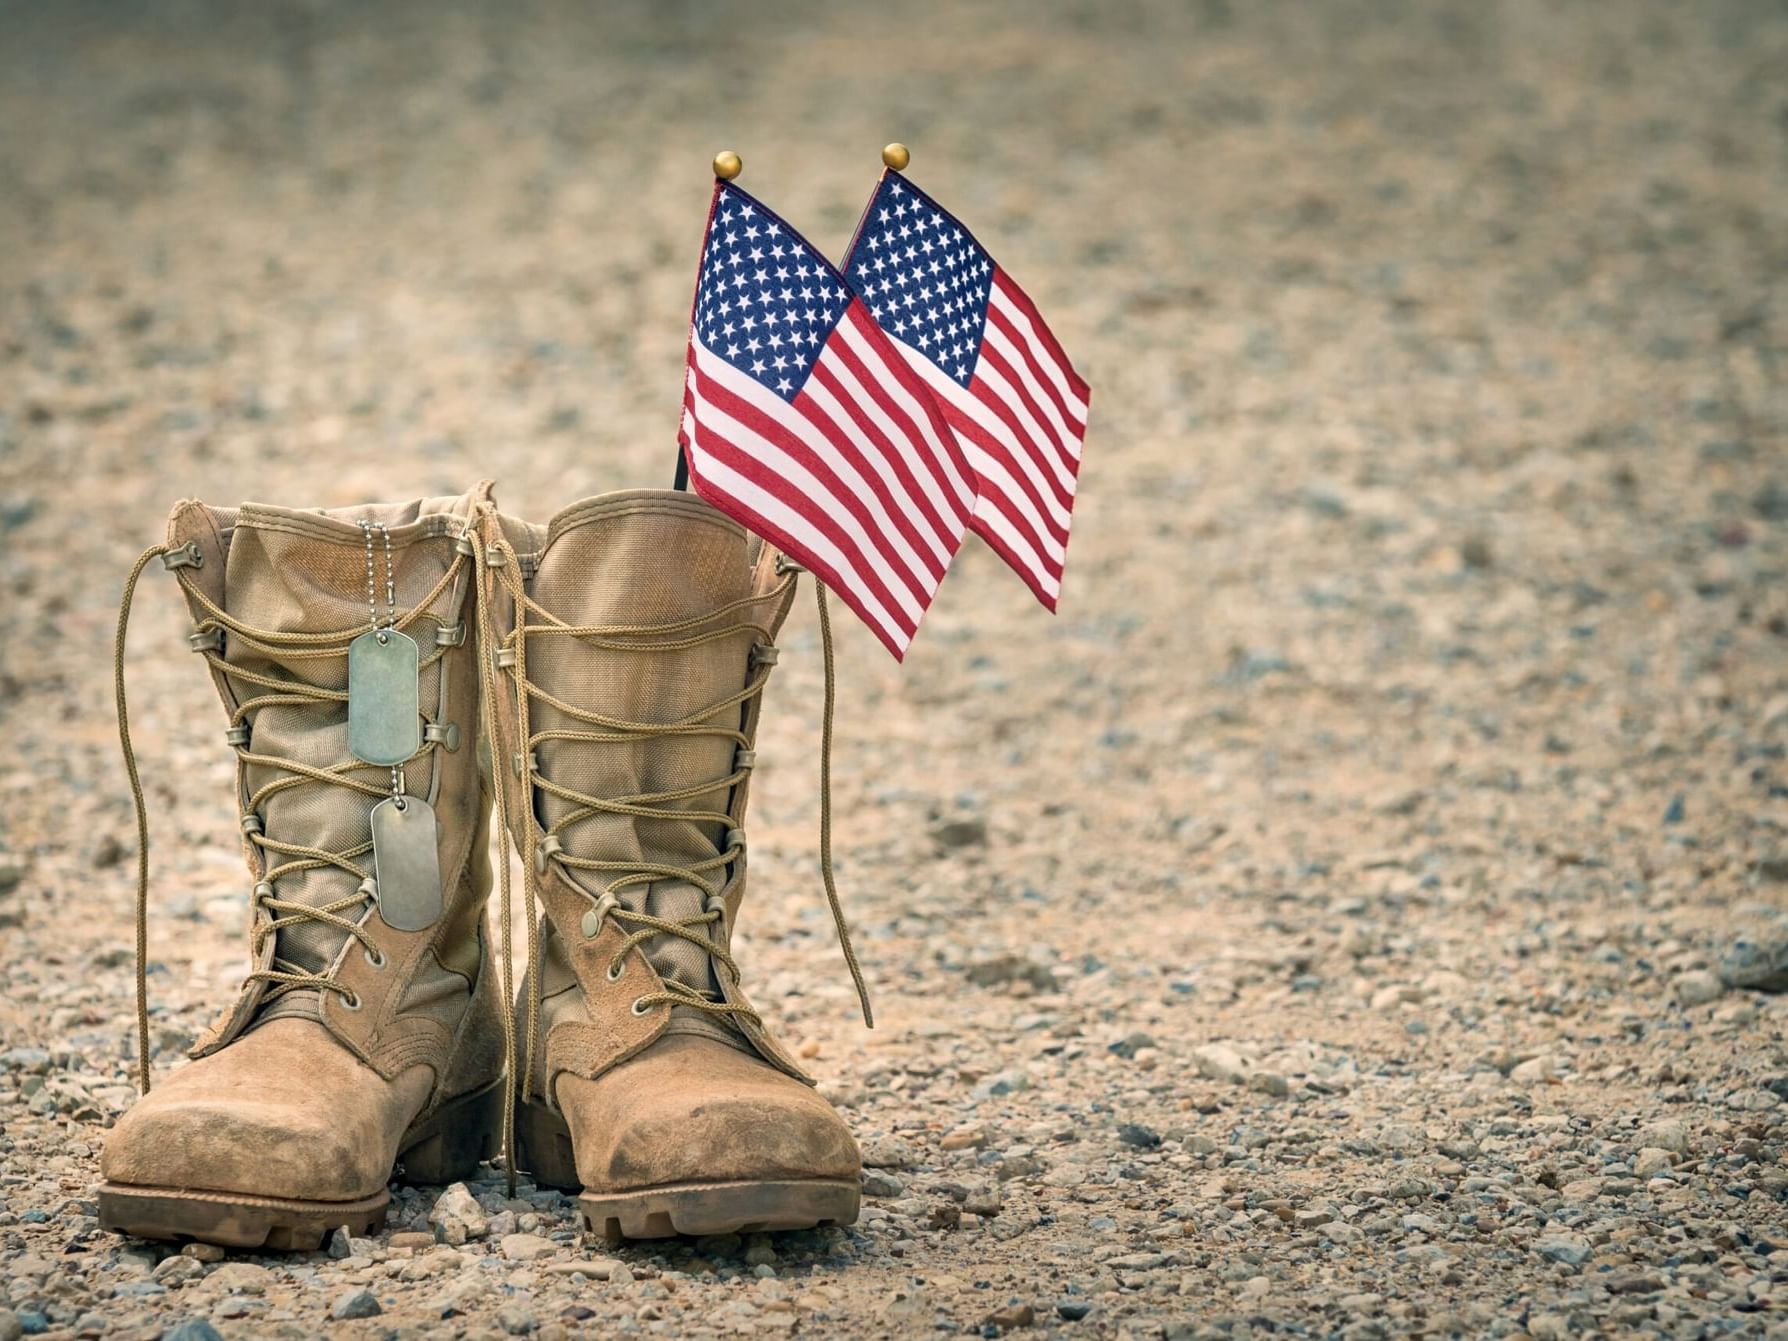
(477, 490, 864, 1240)
(101, 489, 506, 1250)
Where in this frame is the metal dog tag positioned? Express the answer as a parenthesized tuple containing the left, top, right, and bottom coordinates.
(370, 795, 442, 931)
(348, 628, 421, 766)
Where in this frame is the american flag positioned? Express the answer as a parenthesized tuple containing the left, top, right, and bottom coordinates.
(679, 181, 977, 659)
(843, 172, 1090, 611)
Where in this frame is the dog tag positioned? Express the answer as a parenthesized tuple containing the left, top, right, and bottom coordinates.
(348, 628, 420, 766)
(370, 796, 442, 931)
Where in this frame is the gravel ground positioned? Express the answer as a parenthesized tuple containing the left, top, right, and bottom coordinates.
(3, 1, 1788, 1338)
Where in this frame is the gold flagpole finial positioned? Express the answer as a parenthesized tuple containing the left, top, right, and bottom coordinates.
(713, 150, 743, 181)
(881, 143, 910, 172)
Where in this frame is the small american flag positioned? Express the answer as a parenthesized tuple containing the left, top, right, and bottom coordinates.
(844, 171, 1090, 611)
(679, 181, 977, 659)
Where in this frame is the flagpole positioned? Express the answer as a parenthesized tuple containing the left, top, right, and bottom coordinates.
(676, 151, 745, 491)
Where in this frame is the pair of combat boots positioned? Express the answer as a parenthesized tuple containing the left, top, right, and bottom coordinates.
(100, 484, 862, 1250)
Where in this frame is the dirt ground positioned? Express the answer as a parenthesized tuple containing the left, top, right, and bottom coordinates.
(3, 1, 1787, 1338)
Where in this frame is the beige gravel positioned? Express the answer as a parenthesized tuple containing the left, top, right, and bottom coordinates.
(2, 2, 1787, 1339)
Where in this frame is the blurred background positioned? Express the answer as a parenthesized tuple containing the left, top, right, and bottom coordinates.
(2, 0, 1787, 1333)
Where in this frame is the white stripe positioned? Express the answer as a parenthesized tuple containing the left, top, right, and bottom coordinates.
(833, 314, 978, 514)
(688, 342, 945, 594)
(800, 374, 955, 571)
(907, 352, 1073, 537)
(964, 444, 1068, 565)
(682, 405, 911, 652)
(976, 358, 1079, 498)
(686, 362, 929, 626)
(981, 320, 1085, 464)
(973, 496, 1063, 599)
(988, 283, 1088, 423)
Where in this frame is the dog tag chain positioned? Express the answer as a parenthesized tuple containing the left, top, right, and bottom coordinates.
(350, 522, 442, 931)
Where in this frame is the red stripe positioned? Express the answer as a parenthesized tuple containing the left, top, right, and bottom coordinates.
(983, 302, 1087, 442)
(938, 403, 1066, 562)
(966, 374, 1075, 516)
(992, 269, 1090, 402)
(969, 511, 1061, 613)
(689, 361, 930, 619)
(843, 304, 974, 506)
(683, 438, 912, 662)
(941, 394, 1070, 548)
(798, 368, 951, 582)
(970, 474, 1066, 587)
(818, 346, 965, 557)
(976, 339, 1084, 483)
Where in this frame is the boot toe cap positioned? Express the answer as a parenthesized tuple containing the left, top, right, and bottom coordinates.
(560, 1034, 859, 1193)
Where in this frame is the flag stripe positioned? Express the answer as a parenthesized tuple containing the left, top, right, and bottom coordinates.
(833, 307, 977, 511)
(817, 328, 970, 548)
(801, 367, 956, 572)
(980, 313, 1084, 460)
(682, 411, 912, 658)
(683, 378, 919, 650)
(937, 400, 1069, 563)
(687, 339, 948, 596)
(990, 270, 1090, 411)
(907, 351, 1073, 533)
(971, 355, 1079, 502)
(971, 502, 1061, 610)
(983, 300, 1086, 444)
(689, 347, 932, 625)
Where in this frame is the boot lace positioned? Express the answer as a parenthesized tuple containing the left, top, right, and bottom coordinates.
(471, 517, 873, 1142)
(115, 540, 469, 1093)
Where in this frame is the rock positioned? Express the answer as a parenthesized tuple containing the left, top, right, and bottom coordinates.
(496, 1306, 537, 1336)
(329, 1288, 382, 1321)
(743, 1233, 777, 1266)
(400, 1246, 468, 1281)
(160, 1323, 224, 1341)
(0, 1311, 20, 1341)
(860, 1136, 919, 1168)
(206, 1262, 271, 1294)
(1535, 1233, 1592, 1266)
(1721, 929, 1788, 992)
(500, 1233, 557, 1262)
(1633, 1147, 1674, 1177)
(429, 1181, 491, 1243)
(151, 1256, 205, 1285)
(1510, 1055, 1556, 1084)
(1249, 1070, 1290, 1097)
(931, 816, 988, 849)
(1671, 969, 1724, 1006)
(1192, 1043, 1251, 1084)
(389, 1230, 435, 1250)
(985, 1302, 1036, 1330)
(326, 1225, 352, 1259)
(963, 1183, 1002, 1217)
(1637, 1119, 1689, 1152)
(1056, 1299, 1092, 1321)
(940, 1125, 988, 1151)
(179, 1242, 225, 1263)
(862, 1169, 906, 1197)
(1117, 1122, 1161, 1148)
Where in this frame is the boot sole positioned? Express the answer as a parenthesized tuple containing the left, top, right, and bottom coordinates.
(515, 1098, 859, 1241)
(97, 1079, 504, 1251)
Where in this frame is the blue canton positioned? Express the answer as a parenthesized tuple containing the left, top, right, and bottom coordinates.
(845, 174, 993, 388)
(693, 185, 850, 403)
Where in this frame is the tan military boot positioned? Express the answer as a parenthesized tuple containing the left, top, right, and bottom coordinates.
(477, 490, 863, 1240)
(100, 490, 506, 1250)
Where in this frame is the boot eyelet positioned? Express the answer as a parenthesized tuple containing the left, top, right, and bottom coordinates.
(340, 991, 362, 1011)
(630, 998, 651, 1017)
(364, 947, 386, 969)
(605, 961, 624, 983)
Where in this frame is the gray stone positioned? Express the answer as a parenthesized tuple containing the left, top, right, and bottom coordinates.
(1535, 1233, 1592, 1266)
(329, 1288, 382, 1321)
(160, 1323, 224, 1341)
(1671, 969, 1724, 1006)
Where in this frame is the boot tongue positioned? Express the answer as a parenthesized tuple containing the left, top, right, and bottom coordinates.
(220, 500, 463, 1022)
(524, 494, 762, 1032)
